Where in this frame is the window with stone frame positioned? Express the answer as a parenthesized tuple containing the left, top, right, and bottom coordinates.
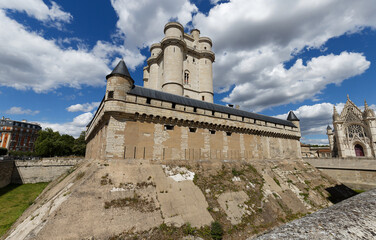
(184, 70, 190, 85)
(346, 124, 368, 140)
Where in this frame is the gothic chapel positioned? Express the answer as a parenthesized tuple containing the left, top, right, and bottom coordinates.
(327, 96, 376, 158)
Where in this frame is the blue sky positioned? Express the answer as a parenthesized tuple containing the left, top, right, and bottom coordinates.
(0, 0, 376, 143)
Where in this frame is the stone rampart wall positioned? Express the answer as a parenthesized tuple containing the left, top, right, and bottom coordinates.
(305, 158, 376, 190)
(86, 93, 301, 161)
(11, 158, 82, 184)
(0, 160, 14, 188)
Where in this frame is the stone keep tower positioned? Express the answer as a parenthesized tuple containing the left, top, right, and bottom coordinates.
(143, 22, 215, 102)
(327, 96, 376, 158)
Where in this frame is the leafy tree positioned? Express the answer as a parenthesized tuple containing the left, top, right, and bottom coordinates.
(73, 131, 86, 156)
(34, 128, 86, 157)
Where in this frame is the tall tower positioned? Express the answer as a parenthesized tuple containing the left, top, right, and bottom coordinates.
(161, 22, 185, 96)
(143, 22, 215, 102)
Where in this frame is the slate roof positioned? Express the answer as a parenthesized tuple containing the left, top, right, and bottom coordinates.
(128, 86, 296, 128)
(287, 111, 300, 121)
(106, 59, 133, 82)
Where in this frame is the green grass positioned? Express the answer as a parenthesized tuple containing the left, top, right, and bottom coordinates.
(0, 183, 49, 237)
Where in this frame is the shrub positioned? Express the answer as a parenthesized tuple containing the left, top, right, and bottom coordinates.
(183, 222, 195, 235)
(210, 221, 224, 240)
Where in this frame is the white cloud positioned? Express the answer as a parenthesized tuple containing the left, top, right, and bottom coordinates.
(110, 0, 198, 51)
(66, 102, 100, 112)
(92, 41, 145, 71)
(6, 106, 40, 115)
(192, 0, 376, 110)
(0, 10, 111, 92)
(39, 112, 93, 138)
(223, 52, 369, 111)
(0, 0, 72, 28)
(274, 102, 345, 136)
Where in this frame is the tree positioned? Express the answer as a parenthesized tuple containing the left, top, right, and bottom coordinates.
(73, 131, 86, 156)
(34, 128, 86, 157)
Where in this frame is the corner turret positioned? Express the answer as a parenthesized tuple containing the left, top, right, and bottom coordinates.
(105, 60, 134, 101)
(287, 111, 300, 129)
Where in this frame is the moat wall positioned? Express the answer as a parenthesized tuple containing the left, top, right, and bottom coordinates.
(0, 160, 14, 188)
(305, 158, 376, 190)
(0, 158, 82, 187)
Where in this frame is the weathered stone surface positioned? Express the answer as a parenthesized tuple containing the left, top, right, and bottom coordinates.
(252, 189, 376, 240)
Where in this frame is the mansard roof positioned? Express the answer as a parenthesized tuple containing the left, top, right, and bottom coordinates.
(106, 59, 133, 81)
(128, 86, 297, 128)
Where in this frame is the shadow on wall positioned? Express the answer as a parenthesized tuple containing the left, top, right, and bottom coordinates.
(325, 184, 358, 204)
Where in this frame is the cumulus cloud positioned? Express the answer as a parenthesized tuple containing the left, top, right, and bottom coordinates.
(224, 52, 369, 111)
(0, 1, 144, 93)
(40, 112, 93, 138)
(110, 0, 198, 51)
(0, 10, 111, 92)
(275, 102, 343, 137)
(6, 107, 40, 115)
(192, 0, 376, 110)
(0, 0, 72, 27)
(66, 102, 100, 112)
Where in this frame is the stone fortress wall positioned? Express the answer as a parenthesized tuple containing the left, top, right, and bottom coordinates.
(85, 83, 301, 162)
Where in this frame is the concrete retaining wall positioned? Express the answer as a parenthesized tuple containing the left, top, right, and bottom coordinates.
(0, 160, 14, 188)
(305, 158, 376, 190)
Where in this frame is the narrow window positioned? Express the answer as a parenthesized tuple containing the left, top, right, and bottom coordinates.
(193, 58, 195, 63)
(202, 96, 205, 101)
(146, 98, 151, 104)
(204, 47, 207, 50)
(164, 125, 174, 130)
(107, 91, 114, 99)
(184, 70, 190, 85)
(174, 47, 175, 52)
(210, 130, 216, 134)
(226, 132, 232, 136)
(172, 103, 176, 109)
(242, 117, 244, 121)
(189, 128, 196, 133)
(228, 114, 231, 118)
(194, 107, 197, 112)
(212, 111, 215, 116)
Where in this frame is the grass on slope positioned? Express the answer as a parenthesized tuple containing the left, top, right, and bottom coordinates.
(0, 183, 49, 237)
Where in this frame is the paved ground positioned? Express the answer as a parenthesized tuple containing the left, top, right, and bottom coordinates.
(253, 188, 376, 240)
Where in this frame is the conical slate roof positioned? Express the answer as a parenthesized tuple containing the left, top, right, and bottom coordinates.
(327, 125, 332, 130)
(106, 59, 133, 82)
(287, 111, 299, 121)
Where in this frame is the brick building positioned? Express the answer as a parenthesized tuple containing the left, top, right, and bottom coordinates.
(0, 117, 41, 152)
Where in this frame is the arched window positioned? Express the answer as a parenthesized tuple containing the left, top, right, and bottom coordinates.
(184, 70, 190, 85)
(347, 124, 367, 140)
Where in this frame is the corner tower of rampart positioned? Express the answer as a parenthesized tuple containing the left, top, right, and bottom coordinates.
(143, 22, 215, 103)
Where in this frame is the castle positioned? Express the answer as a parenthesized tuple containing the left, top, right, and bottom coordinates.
(85, 22, 302, 161)
(327, 96, 376, 158)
